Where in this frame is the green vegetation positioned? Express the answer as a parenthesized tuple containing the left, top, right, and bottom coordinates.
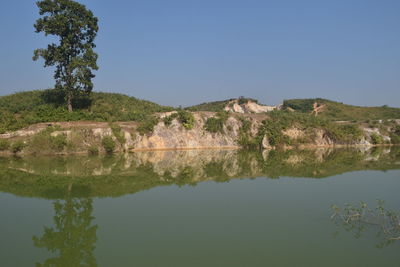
(34, 0, 99, 112)
(163, 114, 175, 126)
(370, 133, 383, 144)
(177, 110, 195, 130)
(0, 147, 399, 199)
(283, 98, 400, 121)
(87, 145, 99, 155)
(331, 200, 400, 248)
(187, 97, 259, 112)
(11, 141, 26, 154)
(136, 116, 159, 135)
(102, 136, 115, 154)
(161, 110, 195, 130)
(0, 139, 10, 151)
(0, 90, 172, 133)
(25, 126, 67, 154)
(187, 99, 233, 112)
(238, 96, 258, 105)
(390, 125, 400, 144)
(256, 111, 364, 147)
(204, 111, 229, 133)
(237, 117, 260, 149)
(110, 123, 125, 144)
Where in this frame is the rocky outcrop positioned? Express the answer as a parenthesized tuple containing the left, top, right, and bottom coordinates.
(127, 113, 241, 150)
(0, 111, 398, 154)
(224, 99, 278, 113)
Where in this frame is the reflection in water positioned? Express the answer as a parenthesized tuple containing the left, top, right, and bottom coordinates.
(0, 147, 399, 199)
(331, 201, 400, 248)
(0, 147, 399, 266)
(33, 195, 97, 267)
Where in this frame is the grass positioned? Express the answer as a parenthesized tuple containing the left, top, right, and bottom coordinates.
(102, 136, 115, 154)
(186, 97, 260, 112)
(136, 116, 159, 135)
(0, 139, 10, 151)
(255, 111, 365, 147)
(25, 126, 68, 154)
(186, 99, 233, 112)
(283, 98, 400, 121)
(204, 111, 229, 133)
(11, 140, 26, 153)
(0, 89, 173, 133)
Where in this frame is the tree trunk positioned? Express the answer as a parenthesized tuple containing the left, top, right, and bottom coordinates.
(67, 91, 73, 112)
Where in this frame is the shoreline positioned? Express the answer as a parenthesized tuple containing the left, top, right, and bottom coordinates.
(0, 143, 397, 157)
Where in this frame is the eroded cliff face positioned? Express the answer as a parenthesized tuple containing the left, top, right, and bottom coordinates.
(223, 99, 279, 113)
(128, 113, 241, 150)
(0, 111, 398, 155)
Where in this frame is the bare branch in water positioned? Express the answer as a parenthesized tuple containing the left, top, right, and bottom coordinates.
(331, 200, 400, 248)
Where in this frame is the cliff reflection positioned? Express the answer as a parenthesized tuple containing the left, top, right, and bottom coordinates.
(0, 147, 399, 199)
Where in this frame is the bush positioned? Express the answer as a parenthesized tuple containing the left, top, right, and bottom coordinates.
(137, 116, 159, 135)
(0, 139, 10, 151)
(51, 135, 67, 151)
(0, 89, 173, 133)
(394, 125, 400, 135)
(324, 124, 363, 143)
(370, 133, 383, 144)
(163, 113, 178, 127)
(110, 123, 125, 144)
(177, 110, 195, 130)
(205, 117, 224, 133)
(11, 140, 25, 153)
(88, 145, 99, 155)
(102, 136, 115, 154)
(27, 127, 67, 153)
(390, 134, 400, 144)
(204, 111, 229, 133)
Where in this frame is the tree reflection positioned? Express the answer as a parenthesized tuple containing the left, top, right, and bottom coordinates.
(33, 196, 97, 267)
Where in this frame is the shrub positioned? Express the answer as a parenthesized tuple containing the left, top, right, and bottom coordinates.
(88, 145, 99, 155)
(205, 117, 224, 133)
(11, 140, 25, 153)
(177, 110, 195, 130)
(324, 124, 363, 143)
(390, 134, 400, 144)
(110, 123, 125, 144)
(370, 133, 383, 144)
(102, 136, 115, 154)
(27, 127, 67, 153)
(204, 112, 229, 133)
(51, 135, 67, 151)
(238, 96, 258, 105)
(0, 89, 173, 133)
(163, 113, 178, 127)
(137, 116, 159, 135)
(394, 125, 400, 135)
(0, 139, 10, 151)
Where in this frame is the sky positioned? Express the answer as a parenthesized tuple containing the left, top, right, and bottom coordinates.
(0, 0, 399, 107)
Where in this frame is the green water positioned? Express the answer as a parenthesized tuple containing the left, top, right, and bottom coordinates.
(0, 147, 399, 266)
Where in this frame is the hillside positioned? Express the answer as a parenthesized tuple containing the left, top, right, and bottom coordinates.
(188, 97, 400, 122)
(0, 89, 173, 133)
(187, 97, 262, 112)
(282, 98, 400, 121)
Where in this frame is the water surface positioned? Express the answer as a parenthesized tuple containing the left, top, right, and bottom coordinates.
(0, 147, 399, 266)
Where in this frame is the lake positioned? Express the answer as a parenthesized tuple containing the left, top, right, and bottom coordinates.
(0, 147, 399, 266)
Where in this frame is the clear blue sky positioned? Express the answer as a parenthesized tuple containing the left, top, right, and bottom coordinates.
(0, 0, 399, 107)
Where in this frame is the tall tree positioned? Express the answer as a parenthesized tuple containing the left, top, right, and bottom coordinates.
(33, 0, 99, 112)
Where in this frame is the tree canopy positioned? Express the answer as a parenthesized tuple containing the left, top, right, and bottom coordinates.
(33, 0, 99, 112)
